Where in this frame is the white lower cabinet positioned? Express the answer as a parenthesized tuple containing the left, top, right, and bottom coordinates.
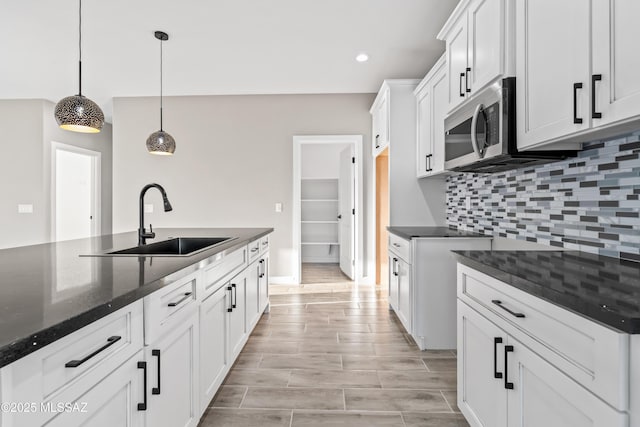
(228, 271, 247, 361)
(246, 260, 261, 329)
(258, 253, 269, 314)
(458, 264, 630, 427)
(387, 254, 399, 312)
(395, 257, 411, 333)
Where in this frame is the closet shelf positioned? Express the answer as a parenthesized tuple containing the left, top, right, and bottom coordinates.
(301, 220, 338, 224)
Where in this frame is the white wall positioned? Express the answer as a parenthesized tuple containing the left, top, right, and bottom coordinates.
(0, 99, 112, 249)
(112, 93, 375, 279)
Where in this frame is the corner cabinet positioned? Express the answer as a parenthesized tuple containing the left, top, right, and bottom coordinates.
(370, 80, 420, 158)
(516, 0, 640, 150)
(415, 54, 448, 178)
(457, 263, 633, 427)
(437, 0, 514, 113)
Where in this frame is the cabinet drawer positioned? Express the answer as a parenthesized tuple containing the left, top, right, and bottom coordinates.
(144, 271, 198, 344)
(388, 233, 411, 262)
(259, 235, 270, 255)
(248, 239, 261, 263)
(458, 264, 629, 411)
(0, 302, 143, 426)
(202, 246, 247, 298)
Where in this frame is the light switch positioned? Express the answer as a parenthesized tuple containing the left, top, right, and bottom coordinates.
(275, 203, 282, 213)
(18, 204, 33, 214)
(144, 203, 154, 213)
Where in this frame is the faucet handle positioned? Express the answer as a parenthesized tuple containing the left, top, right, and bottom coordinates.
(147, 224, 156, 239)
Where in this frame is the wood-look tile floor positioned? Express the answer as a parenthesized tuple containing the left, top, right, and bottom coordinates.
(199, 281, 469, 427)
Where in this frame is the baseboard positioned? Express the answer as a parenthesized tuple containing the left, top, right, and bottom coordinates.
(269, 276, 297, 285)
(301, 257, 340, 263)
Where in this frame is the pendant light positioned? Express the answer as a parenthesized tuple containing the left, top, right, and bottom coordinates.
(146, 31, 176, 155)
(54, 0, 104, 133)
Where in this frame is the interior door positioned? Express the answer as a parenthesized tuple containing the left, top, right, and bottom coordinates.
(338, 146, 355, 279)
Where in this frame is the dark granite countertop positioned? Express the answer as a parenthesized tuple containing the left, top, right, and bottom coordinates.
(387, 226, 490, 240)
(453, 250, 640, 334)
(0, 227, 272, 368)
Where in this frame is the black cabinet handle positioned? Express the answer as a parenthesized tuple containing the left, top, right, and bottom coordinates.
(137, 361, 148, 411)
(168, 292, 192, 307)
(393, 257, 399, 276)
(65, 336, 121, 368)
(573, 82, 583, 124)
(259, 259, 265, 278)
(592, 74, 602, 119)
(152, 349, 161, 395)
(459, 73, 465, 97)
(465, 67, 471, 93)
(375, 134, 380, 149)
(492, 300, 525, 318)
(231, 283, 237, 308)
(504, 345, 514, 390)
(425, 154, 433, 172)
(250, 247, 259, 253)
(494, 337, 503, 379)
(227, 285, 233, 312)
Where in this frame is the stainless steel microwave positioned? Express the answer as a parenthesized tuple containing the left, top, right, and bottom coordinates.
(444, 77, 576, 173)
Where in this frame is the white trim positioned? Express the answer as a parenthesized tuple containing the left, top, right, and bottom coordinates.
(50, 141, 102, 242)
(269, 276, 298, 285)
(292, 135, 364, 285)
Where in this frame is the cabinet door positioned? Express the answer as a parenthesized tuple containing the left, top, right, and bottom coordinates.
(44, 351, 145, 427)
(258, 255, 269, 314)
(516, 0, 591, 149)
(146, 314, 199, 427)
(468, 0, 504, 94)
(446, 17, 469, 112)
(388, 254, 399, 310)
(372, 88, 390, 156)
(506, 336, 628, 427)
(245, 261, 260, 329)
(228, 273, 247, 360)
(396, 258, 412, 334)
(199, 285, 229, 414)
(457, 301, 508, 427)
(592, 0, 640, 127)
(431, 62, 448, 174)
(416, 83, 433, 178)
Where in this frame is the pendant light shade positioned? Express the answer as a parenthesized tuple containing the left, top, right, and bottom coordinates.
(54, 0, 104, 133)
(147, 31, 176, 155)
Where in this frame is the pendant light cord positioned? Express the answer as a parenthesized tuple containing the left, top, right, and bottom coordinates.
(160, 36, 164, 131)
(78, 0, 82, 96)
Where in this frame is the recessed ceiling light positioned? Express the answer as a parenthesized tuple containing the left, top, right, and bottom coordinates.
(355, 53, 369, 63)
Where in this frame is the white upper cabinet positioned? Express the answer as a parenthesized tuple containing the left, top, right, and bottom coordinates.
(371, 87, 390, 157)
(416, 54, 448, 178)
(438, 0, 512, 113)
(516, 0, 591, 150)
(592, 0, 640, 127)
(517, 0, 640, 150)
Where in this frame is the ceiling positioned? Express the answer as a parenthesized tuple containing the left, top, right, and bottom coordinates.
(0, 0, 458, 122)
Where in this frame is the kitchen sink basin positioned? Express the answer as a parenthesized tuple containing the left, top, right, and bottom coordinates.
(100, 237, 236, 257)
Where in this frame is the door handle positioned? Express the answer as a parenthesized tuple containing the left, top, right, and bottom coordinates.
(573, 82, 583, 124)
(151, 349, 161, 395)
(504, 345, 514, 390)
(137, 361, 148, 411)
(493, 337, 503, 379)
(227, 285, 233, 312)
(492, 300, 525, 318)
(592, 74, 602, 119)
(65, 336, 121, 368)
(231, 283, 237, 308)
(459, 73, 465, 97)
(167, 292, 192, 307)
(465, 67, 471, 93)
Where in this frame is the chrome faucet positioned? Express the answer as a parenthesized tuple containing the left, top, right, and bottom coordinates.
(139, 183, 173, 245)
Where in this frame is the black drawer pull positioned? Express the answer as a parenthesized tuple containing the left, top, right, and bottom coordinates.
(168, 292, 192, 307)
(65, 336, 121, 368)
(227, 285, 233, 312)
(494, 337, 503, 379)
(592, 74, 602, 119)
(465, 67, 471, 93)
(573, 82, 583, 124)
(231, 283, 237, 308)
(393, 257, 399, 276)
(459, 73, 465, 97)
(492, 300, 525, 318)
(504, 345, 514, 390)
(259, 259, 265, 278)
(152, 349, 161, 395)
(250, 247, 259, 253)
(138, 361, 148, 411)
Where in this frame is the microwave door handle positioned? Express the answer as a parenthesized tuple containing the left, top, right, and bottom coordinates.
(470, 103, 483, 158)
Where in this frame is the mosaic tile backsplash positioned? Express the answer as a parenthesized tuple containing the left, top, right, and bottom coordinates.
(446, 132, 640, 262)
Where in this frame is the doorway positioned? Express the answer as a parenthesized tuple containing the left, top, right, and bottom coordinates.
(292, 135, 363, 285)
(375, 148, 389, 286)
(51, 142, 101, 241)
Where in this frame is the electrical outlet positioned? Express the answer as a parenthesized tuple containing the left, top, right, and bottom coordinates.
(275, 203, 282, 213)
(144, 203, 154, 213)
(18, 204, 33, 214)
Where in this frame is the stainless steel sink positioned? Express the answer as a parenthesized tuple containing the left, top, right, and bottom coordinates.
(89, 237, 236, 257)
